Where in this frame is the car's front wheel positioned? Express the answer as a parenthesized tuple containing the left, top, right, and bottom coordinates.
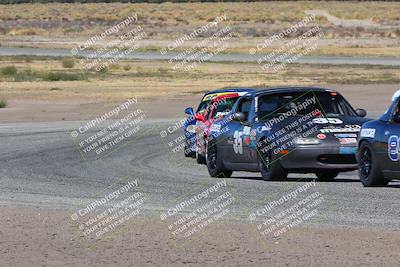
(184, 144, 195, 158)
(358, 142, 388, 187)
(259, 147, 287, 181)
(206, 141, 232, 178)
(196, 150, 206, 165)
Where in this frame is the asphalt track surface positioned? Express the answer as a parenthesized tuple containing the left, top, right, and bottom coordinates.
(1, 119, 399, 230)
(1, 47, 400, 66)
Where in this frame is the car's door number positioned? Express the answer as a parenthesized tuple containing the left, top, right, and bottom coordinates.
(388, 135, 400, 161)
(233, 130, 243, 154)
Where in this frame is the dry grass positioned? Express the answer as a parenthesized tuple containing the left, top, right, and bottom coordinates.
(1, 2, 399, 24)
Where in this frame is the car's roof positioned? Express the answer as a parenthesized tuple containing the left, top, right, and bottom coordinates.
(205, 88, 257, 95)
(239, 86, 337, 97)
(392, 89, 400, 101)
(206, 87, 336, 96)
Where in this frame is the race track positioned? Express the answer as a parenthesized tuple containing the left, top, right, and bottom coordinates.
(1, 119, 399, 230)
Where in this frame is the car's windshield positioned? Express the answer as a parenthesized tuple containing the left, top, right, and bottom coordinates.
(258, 91, 356, 121)
(212, 97, 239, 119)
(196, 100, 210, 113)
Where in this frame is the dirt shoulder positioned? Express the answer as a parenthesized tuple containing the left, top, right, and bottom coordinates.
(1, 206, 399, 266)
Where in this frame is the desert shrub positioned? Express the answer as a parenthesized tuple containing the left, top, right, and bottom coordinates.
(98, 67, 108, 74)
(14, 68, 37, 82)
(42, 72, 86, 81)
(110, 64, 120, 70)
(1, 66, 17, 76)
(0, 99, 7, 108)
(62, 58, 75, 68)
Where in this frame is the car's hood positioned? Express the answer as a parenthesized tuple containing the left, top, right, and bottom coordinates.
(262, 115, 371, 146)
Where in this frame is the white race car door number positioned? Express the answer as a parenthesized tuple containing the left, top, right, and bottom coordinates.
(233, 130, 243, 154)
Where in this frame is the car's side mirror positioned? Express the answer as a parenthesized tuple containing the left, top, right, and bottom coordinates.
(393, 113, 400, 123)
(194, 114, 206, 122)
(232, 112, 246, 122)
(355, 108, 367, 118)
(185, 107, 194, 115)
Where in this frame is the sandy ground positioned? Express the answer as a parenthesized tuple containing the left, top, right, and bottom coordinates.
(1, 206, 399, 267)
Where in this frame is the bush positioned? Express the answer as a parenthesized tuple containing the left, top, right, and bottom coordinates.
(110, 64, 120, 70)
(42, 72, 86, 81)
(98, 67, 108, 74)
(1, 66, 17, 76)
(0, 99, 7, 108)
(158, 67, 169, 75)
(62, 58, 75, 68)
(123, 64, 131, 71)
(14, 69, 37, 82)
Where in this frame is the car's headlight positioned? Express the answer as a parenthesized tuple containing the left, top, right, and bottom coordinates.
(186, 125, 196, 133)
(294, 138, 320, 145)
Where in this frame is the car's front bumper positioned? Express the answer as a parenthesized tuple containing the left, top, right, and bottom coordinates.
(278, 145, 358, 172)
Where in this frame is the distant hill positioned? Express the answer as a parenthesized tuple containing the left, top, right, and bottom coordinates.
(3, 0, 282, 4)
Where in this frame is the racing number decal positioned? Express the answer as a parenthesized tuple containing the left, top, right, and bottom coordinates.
(313, 118, 343, 124)
(388, 135, 399, 161)
(233, 130, 243, 154)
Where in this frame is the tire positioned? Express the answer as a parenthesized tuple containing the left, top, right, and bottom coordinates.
(196, 150, 206, 165)
(358, 142, 389, 187)
(315, 170, 339, 181)
(259, 145, 287, 181)
(184, 145, 195, 158)
(206, 141, 232, 178)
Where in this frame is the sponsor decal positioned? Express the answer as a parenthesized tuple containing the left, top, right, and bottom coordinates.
(250, 129, 257, 141)
(338, 138, 357, 145)
(211, 124, 221, 132)
(320, 125, 361, 134)
(313, 118, 343, 124)
(339, 146, 357, 154)
(334, 133, 357, 138)
(317, 133, 326, 140)
(244, 136, 251, 145)
(202, 92, 233, 101)
(215, 111, 229, 117)
(243, 126, 251, 135)
(360, 128, 376, 138)
(388, 135, 399, 161)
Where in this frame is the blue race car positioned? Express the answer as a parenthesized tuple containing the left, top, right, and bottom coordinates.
(206, 87, 370, 180)
(183, 88, 256, 157)
(357, 90, 400, 186)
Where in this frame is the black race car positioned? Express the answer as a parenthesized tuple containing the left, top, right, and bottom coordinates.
(357, 90, 400, 187)
(206, 87, 370, 180)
